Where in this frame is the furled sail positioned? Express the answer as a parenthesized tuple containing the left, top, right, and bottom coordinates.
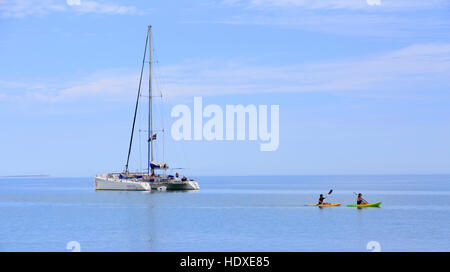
(150, 161, 168, 169)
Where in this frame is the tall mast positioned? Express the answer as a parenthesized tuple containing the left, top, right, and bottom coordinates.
(148, 25, 154, 175)
(125, 28, 149, 173)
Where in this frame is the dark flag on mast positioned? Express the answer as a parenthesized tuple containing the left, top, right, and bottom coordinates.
(148, 134, 157, 142)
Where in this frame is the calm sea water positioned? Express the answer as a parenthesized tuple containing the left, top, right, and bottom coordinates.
(0, 175, 449, 252)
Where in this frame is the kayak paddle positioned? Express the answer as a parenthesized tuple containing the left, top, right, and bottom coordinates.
(325, 189, 333, 202)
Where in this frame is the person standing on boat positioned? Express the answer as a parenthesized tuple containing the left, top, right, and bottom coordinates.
(357, 193, 368, 205)
(318, 194, 327, 205)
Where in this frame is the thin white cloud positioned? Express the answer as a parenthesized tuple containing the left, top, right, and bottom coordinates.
(33, 75, 139, 102)
(71, 0, 141, 15)
(0, 0, 65, 18)
(0, 0, 145, 18)
(66, 0, 81, 6)
(223, 0, 448, 10)
(236, 0, 370, 10)
(0, 70, 140, 102)
(213, 10, 450, 38)
(157, 43, 450, 97)
(366, 0, 381, 6)
(1, 43, 449, 102)
(212, 0, 450, 38)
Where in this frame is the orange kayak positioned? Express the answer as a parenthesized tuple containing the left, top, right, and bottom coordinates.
(306, 203, 341, 207)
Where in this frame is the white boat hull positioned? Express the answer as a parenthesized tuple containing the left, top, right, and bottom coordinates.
(94, 174, 199, 191)
(150, 180, 200, 191)
(94, 175, 151, 191)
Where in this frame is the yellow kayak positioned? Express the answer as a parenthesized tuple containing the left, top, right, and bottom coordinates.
(307, 203, 341, 207)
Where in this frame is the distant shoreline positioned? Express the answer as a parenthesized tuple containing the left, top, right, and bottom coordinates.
(0, 175, 50, 178)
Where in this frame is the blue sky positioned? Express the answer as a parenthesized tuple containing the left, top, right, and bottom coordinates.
(0, 0, 450, 177)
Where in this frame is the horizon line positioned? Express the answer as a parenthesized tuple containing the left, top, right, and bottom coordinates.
(2, 173, 449, 179)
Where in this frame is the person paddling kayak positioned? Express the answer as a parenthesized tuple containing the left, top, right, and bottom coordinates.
(357, 193, 368, 205)
(318, 194, 327, 205)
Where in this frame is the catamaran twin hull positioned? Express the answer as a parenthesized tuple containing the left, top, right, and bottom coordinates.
(95, 26, 199, 192)
(94, 174, 200, 191)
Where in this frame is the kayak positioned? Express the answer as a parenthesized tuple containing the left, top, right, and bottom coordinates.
(346, 201, 381, 208)
(307, 203, 341, 207)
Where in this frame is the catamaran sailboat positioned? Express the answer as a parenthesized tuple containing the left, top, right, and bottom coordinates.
(94, 26, 199, 191)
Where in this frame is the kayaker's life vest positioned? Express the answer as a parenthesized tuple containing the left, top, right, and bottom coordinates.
(318, 196, 325, 204)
